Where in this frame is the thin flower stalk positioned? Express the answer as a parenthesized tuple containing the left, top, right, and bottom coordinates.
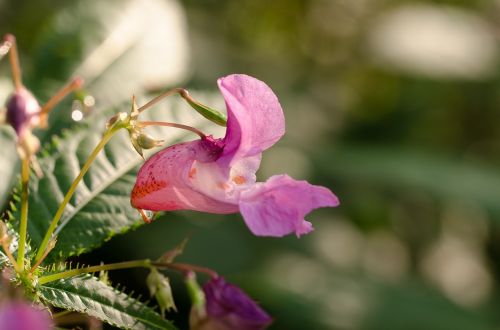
(137, 88, 186, 114)
(16, 156, 30, 270)
(5, 34, 22, 90)
(138, 121, 206, 139)
(151, 262, 218, 278)
(34, 127, 119, 264)
(37, 259, 217, 285)
(38, 260, 151, 285)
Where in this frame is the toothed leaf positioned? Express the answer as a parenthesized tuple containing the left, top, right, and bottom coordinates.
(39, 275, 177, 330)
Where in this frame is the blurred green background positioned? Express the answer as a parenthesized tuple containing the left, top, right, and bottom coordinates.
(2, 0, 500, 329)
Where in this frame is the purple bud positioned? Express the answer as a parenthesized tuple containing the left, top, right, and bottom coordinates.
(0, 301, 53, 330)
(200, 277, 272, 330)
(5, 87, 41, 138)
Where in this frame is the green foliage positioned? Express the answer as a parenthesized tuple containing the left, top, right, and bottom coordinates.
(317, 145, 500, 215)
(39, 274, 177, 330)
(0, 128, 20, 210)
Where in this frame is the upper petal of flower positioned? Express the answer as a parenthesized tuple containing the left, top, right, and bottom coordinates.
(217, 74, 285, 168)
(131, 137, 238, 214)
(239, 175, 339, 237)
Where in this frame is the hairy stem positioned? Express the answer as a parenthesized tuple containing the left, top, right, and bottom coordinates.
(38, 260, 151, 285)
(38, 259, 218, 285)
(34, 128, 118, 264)
(17, 156, 30, 270)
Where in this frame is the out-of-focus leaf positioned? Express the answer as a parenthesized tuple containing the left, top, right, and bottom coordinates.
(31, 0, 190, 140)
(248, 266, 492, 330)
(39, 274, 177, 330)
(362, 279, 492, 330)
(0, 127, 19, 210)
(13, 91, 223, 262)
(316, 145, 500, 215)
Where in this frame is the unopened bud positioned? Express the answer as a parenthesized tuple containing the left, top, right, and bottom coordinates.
(135, 131, 164, 150)
(5, 87, 41, 139)
(129, 130, 163, 159)
(182, 91, 227, 127)
(193, 277, 272, 330)
(185, 272, 206, 329)
(146, 268, 177, 316)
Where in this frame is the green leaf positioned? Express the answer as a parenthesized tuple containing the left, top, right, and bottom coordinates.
(316, 144, 500, 215)
(31, 0, 190, 140)
(0, 127, 19, 210)
(39, 275, 177, 330)
(16, 91, 223, 262)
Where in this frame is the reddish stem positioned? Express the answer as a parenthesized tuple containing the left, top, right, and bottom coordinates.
(138, 121, 206, 139)
(152, 261, 219, 279)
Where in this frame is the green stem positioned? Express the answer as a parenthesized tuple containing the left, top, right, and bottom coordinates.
(34, 128, 118, 264)
(136, 88, 227, 127)
(38, 259, 218, 285)
(38, 259, 151, 285)
(17, 156, 30, 270)
(138, 121, 206, 139)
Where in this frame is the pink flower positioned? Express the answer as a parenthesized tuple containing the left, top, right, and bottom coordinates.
(193, 277, 272, 330)
(131, 74, 339, 237)
(0, 301, 53, 330)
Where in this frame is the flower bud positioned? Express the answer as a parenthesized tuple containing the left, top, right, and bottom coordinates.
(135, 131, 164, 150)
(181, 91, 227, 127)
(129, 130, 164, 159)
(5, 87, 41, 139)
(146, 268, 176, 316)
(191, 277, 272, 330)
(185, 272, 206, 328)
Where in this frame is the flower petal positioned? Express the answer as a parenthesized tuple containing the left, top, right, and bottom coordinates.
(202, 277, 272, 330)
(0, 302, 53, 330)
(217, 74, 285, 167)
(131, 139, 238, 214)
(238, 175, 339, 237)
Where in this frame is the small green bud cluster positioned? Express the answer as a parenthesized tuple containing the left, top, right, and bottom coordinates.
(146, 268, 177, 316)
